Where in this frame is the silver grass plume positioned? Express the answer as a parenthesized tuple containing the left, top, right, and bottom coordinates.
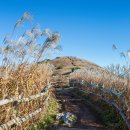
(42, 29, 52, 37)
(14, 12, 32, 31)
(112, 44, 117, 50)
(21, 12, 32, 21)
(1, 12, 61, 66)
(127, 50, 130, 58)
(54, 45, 62, 52)
(120, 52, 126, 58)
(31, 25, 42, 35)
(37, 32, 60, 61)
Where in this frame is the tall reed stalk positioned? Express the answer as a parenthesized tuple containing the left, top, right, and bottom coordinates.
(0, 12, 61, 129)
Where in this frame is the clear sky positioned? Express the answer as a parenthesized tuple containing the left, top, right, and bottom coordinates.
(0, 0, 130, 67)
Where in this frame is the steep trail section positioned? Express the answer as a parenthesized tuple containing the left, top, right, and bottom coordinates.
(56, 90, 106, 130)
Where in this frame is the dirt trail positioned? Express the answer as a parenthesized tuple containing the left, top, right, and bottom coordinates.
(56, 90, 106, 130)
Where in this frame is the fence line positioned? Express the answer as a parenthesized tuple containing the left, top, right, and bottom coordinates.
(0, 85, 51, 106)
(71, 80, 130, 130)
(0, 93, 50, 130)
(0, 83, 52, 130)
(73, 80, 123, 97)
(55, 81, 130, 129)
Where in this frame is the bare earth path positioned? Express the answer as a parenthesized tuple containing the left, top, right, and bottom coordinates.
(56, 90, 106, 130)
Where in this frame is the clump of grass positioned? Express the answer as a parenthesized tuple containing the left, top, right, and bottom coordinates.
(56, 66, 63, 70)
(0, 12, 61, 129)
(28, 95, 61, 130)
(99, 101, 127, 130)
(71, 66, 80, 72)
(73, 90, 128, 130)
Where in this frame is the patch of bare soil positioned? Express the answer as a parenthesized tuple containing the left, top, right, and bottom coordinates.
(56, 90, 106, 130)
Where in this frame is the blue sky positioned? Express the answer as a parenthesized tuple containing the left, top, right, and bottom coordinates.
(0, 0, 130, 67)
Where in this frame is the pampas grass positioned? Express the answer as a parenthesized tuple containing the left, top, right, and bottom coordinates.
(70, 44, 130, 124)
(0, 12, 61, 129)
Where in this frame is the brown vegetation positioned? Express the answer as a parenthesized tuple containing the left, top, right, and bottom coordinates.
(0, 12, 61, 129)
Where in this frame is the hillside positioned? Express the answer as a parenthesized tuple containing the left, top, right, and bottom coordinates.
(49, 56, 100, 68)
(43, 56, 105, 87)
(48, 56, 102, 76)
(47, 56, 126, 91)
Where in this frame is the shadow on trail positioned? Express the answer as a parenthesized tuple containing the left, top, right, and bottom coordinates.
(56, 90, 106, 130)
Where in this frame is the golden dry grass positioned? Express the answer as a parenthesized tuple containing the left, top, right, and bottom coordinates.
(0, 12, 61, 129)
